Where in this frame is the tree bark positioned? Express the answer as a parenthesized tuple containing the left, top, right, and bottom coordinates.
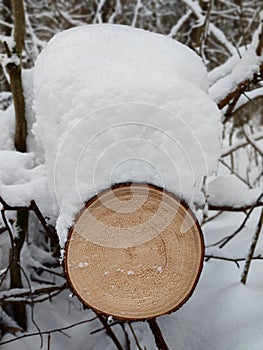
(11, 0, 26, 55)
(5, 0, 28, 330)
(6, 63, 27, 152)
(5, 0, 27, 152)
(8, 210, 29, 330)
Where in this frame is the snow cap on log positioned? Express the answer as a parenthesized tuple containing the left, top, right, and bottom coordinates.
(33, 24, 222, 246)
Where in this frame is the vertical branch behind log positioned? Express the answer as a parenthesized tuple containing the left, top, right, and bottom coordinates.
(96, 313, 124, 350)
(148, 318, 169, 350)
(241, 208, 263, 285)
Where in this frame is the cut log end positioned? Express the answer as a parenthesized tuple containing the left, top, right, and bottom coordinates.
(64, 183, 204, 320)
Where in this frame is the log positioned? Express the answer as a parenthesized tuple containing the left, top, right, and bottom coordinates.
(64, 183, 204, 320)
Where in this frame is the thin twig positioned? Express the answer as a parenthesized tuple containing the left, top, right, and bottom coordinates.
(148, 318, 168, 350)
(199, 0, 213, 62)
(41, 267, 64, 278)
(241, 208, 263, 285)
(19, 263, 44, 348)
(0, 209, 14, 287)
(30, 200, 59, 254)
(240, 125, 263, 157)
(205, 254, 263, 268)
(201, 210, 223, 226)
(120, 323, 131, 350)
(128, 323, 144, 350)
(220, 159, 252, 188)
(1, 207, 15, 252)
(47, 333, 51, 350)
(207, 202, 263, 212)
(206, 195, 263, 262)
(95, 313, 124, 350)
(0, 196, 60, 257)
(218, 194, 263, 248)
(0, 317, 97, 346)
(90, 321, 119, 335)
(27, 289, 66, 304)
(4, 289, 65, 304)
(206, 206, 255, 250)
(0, 283, 67, 302)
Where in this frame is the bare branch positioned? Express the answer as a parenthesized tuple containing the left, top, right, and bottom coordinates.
(128, 323, 144, 350)
(206, 194, 263, 250)
(241, 125, 263, 157)
(221, 132, 263, 157)
(241, 208, 263, 285)
(148, 318, 169, 350)
(19, 263, 43, 347)
(0, 197, 60, 257)
(95, 313, 124, 350)
(0, 317, 97, 347)
(0, 283, 67, 303)
(205, 254, 263, 268)
(219, 159, 252, 188)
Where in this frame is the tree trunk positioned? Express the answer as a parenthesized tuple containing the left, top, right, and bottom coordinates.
(5, 0, 27, 152)
(6, 63, 27, 152)
(5, 0, 28, 330)
(8, 210, 29, 330)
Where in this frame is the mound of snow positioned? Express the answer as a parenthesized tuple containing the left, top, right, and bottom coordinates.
(0, 106, 15, 150)
(33, 24, 221, 245)
(0, 151, 51, 216)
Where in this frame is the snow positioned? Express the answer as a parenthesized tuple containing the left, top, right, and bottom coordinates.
(209, 20, 263, 104)
(22, 69, 42, 156)
(0, 105, 15, 150)
(209, 49, 262, 103)
(0, 68, 53, 230)
(0, 35, 20, 67)
(234, 87, 263, 111)
(208, 50, 244, 86)
(181, 0, 236, 56)
(0, 307, 20, 329)
(33, 24, 221, 245)
(0, 151, 52, 216)
(168, 10, 192, 37)
(221, 130, 263, 158)
(207, 176, 263, 209)
(78, 262, 88, 268)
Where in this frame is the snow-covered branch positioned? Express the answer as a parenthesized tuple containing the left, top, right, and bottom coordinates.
(221, 130, 263, 157)
(210, 16, 263, 109)
(0, 283, 67, 303)
(181, 0, 236, 55)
